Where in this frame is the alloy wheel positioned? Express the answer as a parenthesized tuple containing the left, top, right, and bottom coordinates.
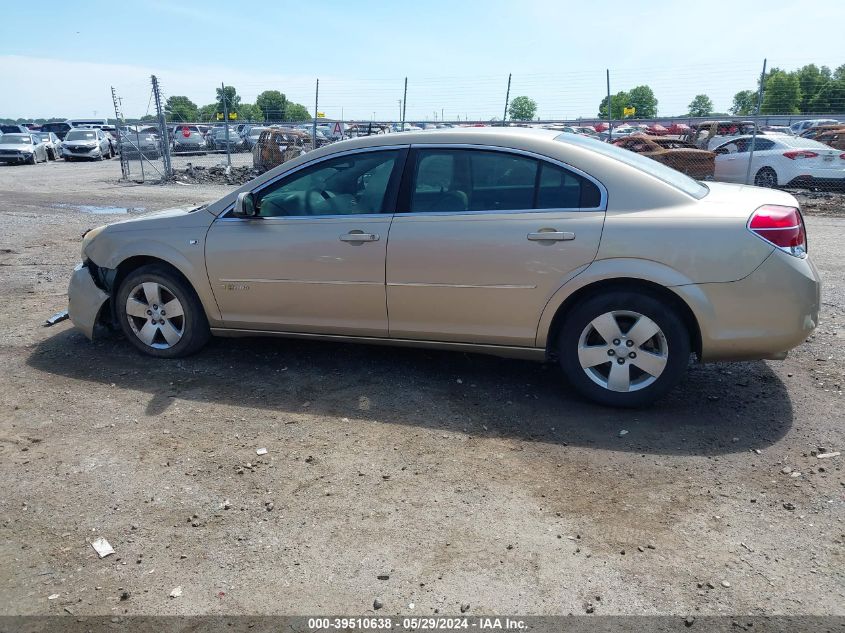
(125, 282, 185, 349)
(577, 310, 669, 393)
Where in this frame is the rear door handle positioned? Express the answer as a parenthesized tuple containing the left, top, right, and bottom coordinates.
(340, 231, 379, 243)
(527, 230, 575, 242)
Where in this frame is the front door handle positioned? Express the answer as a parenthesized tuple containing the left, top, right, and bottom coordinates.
(340, 231, 379, 243)
(527, 230, 575, 242)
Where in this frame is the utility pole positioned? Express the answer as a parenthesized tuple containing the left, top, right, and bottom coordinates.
(151, 75, 171, 178)
(221, 82, 231, 167)
(401, 77, 407, 131)
(502, 73, 512, 126)
(313, 78, 319, 149)
(111, 86, 128, 179)
(745, 58, 768, 186)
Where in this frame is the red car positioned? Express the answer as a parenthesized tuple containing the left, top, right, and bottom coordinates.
(666, 122, 691, 135)
(646, 123, 669, 136)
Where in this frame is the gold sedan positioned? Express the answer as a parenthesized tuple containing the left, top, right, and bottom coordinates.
(67, 128, 820, 407)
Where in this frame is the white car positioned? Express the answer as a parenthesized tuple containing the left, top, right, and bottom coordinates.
(713, 135, 845, 188)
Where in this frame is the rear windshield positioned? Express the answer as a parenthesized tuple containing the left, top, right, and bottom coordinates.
(557, 133, 709, 199)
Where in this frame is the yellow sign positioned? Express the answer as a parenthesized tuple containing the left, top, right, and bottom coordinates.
(623, 106, 636, 117)
(215, 112, 238, 120)
(317, 112, 326, 118)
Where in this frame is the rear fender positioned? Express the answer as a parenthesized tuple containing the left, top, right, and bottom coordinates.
(535, 258, 698, 348)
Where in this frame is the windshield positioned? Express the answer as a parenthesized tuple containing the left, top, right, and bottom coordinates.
(66, 130, 97, 141)
(557, 133, 709, 199)
(2, 134, 32, 143)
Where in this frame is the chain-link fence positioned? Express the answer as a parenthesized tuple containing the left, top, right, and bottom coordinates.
(107, 63, 845, 188)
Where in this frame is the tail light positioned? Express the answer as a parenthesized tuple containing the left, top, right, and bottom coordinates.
(840, 153, 845, 160)
(748, 205, 807, 257)
(783, 150, 818, 160)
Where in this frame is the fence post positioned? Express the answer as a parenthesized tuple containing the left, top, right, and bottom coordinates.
(401, 77, 408, 131)
(744, 58, 767, 185)
(221, 82, 231, 167)
(502, 73, 511, 126)
(606, 69, 612, 142)
(151, 75, 171, 179)
(313, 78, 319, 149)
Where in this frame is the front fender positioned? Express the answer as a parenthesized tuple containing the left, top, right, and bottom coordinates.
(87, 236, 221, 323)
(535, 257, 699, 348)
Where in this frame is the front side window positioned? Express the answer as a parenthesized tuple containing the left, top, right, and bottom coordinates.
(409, 149, 600, 213)
(254, 150, 399, 217)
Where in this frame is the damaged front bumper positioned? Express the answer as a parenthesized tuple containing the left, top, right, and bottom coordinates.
(68, 262, 110, 339)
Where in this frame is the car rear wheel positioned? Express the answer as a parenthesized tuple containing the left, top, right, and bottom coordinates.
(116, 266, 210, 358)
(557, 291, 690, 407)
(754, 167, 778, 188)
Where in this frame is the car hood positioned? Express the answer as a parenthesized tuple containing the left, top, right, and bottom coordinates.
(0, 142, 32, 150)
(64, 139, 98, 146)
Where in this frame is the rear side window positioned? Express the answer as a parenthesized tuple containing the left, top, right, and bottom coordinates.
(408, 149, 600, 213)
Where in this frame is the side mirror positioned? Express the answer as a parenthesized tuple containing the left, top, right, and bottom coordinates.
(234, 191, 257, 217)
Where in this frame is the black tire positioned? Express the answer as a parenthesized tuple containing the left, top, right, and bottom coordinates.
(557, 290, 691, 408)
(754, 167, 778, 188)
(27, 153, 36, 165)
(116, 265, 210, 358)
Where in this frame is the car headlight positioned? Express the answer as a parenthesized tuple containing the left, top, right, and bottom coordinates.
(81, 225, 106, 259)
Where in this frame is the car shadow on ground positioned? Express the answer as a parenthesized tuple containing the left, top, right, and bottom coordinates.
(28, 328, 793, 456)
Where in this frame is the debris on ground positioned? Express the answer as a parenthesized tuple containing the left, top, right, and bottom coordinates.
(90, 537, 115, 558)
(373, 598, 383, 610)
(170, 164, 260, 186)
(256, 447, 268, 456)
(44, 311, 69, 327)
(790, 190, 845, 217)
(817, 451, 840, 459)
(169, 586, 182, 598)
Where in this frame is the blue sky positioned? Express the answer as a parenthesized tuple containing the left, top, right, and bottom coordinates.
(1, 0, 843, 120)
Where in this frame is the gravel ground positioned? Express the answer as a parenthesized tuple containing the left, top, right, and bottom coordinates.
(0, 160, 843, 617)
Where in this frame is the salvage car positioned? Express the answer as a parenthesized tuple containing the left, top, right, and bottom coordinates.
(812, 129, 845, 151)
(712, 135, 845, 188)
(66, 128, 820, 408)
(119, 131, 161, 159)
(0, 132, 49, 164)
(61, 128, 113, 161)
(685, 120, 757, 150)
(34, 132, 62, 160)
(613, 136, 715, 179)
(253, 127, 310, 172)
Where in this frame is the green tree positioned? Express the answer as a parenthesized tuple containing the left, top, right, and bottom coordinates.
(833, 64, 845, 82)
(729, 90, 757, 115)
(795, 64, 831, 113)
(687, 94, 714, 117)
(165, 95, 199, 122)
(507, 95, 537, 121)
(198, 103, 217, 122)
(598, 91, 630, 119)
(238, 103, 262, 121)
(808, 79, 845, 112)
(255, 90, 288, 121)
(215, 85, 241, 116)
(284, 102, 311, 121)
(761, 71, 801, 114)
(627, 85, 658, 118)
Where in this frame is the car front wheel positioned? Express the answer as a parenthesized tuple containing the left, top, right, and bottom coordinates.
(557, 291, 691, 407)
(116, 265, 210, 358)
